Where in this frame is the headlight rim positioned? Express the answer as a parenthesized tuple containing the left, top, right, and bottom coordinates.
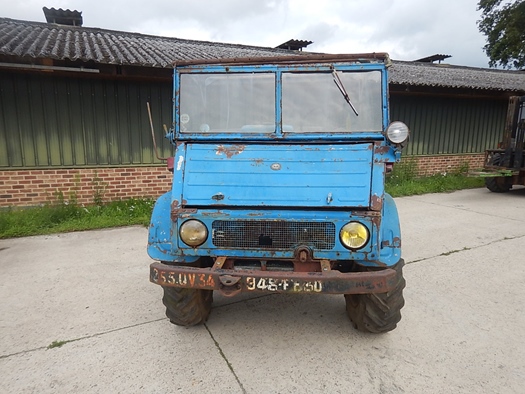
(385, 121, 410, 146)
(339, 221, 370, 250)
(179, 219, 208, 247)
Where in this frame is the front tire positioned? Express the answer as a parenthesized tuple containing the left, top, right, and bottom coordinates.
(344, 259, 405, 333)
(162, 287, 213, 326)
(161, 259, 213, 326)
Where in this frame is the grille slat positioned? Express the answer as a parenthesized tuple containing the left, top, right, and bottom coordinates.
(211, 220, 335, 250)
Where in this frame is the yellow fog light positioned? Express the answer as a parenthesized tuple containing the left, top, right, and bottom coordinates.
(340, 222, 369, 250)
(179, 220, 208, 247)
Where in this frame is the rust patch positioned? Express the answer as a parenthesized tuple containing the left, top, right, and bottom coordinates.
(166, 157, 175, 172)
(370, 214, 381, 228)
(374, 145, 390, 154)
(171, 208, 197, 221)
(171, 199, 197, 220)
(201, 211, 227, 217)
(293, 261, 321, 272)
(370, 194, 383, 211)
(216, 144, 245, 158)
(382, 238, 401, 248)
(150, 261, 398, 294)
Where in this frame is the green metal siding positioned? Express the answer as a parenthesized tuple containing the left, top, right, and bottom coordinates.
(0, 72, 510, 169)
(0, 71, 172, 168)
(390, 94, 507, 156)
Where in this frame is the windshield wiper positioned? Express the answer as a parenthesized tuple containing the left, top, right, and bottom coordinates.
(332, 70, 359, 116)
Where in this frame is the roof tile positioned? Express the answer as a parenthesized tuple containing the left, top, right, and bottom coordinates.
(1, 17, 525, 92)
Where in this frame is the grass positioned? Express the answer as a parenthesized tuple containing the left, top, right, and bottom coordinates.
(0, 161, 485, 239)
(385, 159, 484, 197)
(47, 340, 69, 349)
(0, 198, 154, 239)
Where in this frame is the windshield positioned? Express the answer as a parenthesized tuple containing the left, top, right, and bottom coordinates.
(180, 73, 275, 133)
(282, 71, 382, 132)
(179, 70, 382, 133)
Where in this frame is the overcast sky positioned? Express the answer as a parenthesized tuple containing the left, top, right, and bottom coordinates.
(0, 0, 492, 68)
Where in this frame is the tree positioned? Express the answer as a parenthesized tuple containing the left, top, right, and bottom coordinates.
(477, 0, 525, 69)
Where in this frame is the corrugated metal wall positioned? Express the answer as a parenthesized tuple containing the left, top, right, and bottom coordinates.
(390, 94, 507, 156)
(0, 71, 509, 169)
(0, 71, 172, 168)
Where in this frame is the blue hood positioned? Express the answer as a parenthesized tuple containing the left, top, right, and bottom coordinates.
(181, 143, 374, 208)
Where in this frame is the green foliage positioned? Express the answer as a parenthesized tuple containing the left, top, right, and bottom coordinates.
(0, 172, 156, 238)
(91, 171, 107, 206)
(386, 160, 484, 197)
(385, 158, 419, 184)
(0, 198, 154, 239)
(477, 0, 525, 69)
(47, 340, 69, 349)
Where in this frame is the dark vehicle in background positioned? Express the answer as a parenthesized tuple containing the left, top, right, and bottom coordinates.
(482, 96, 525, 192)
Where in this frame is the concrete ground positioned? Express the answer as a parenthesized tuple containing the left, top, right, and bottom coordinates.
(1, 187, 524, 394)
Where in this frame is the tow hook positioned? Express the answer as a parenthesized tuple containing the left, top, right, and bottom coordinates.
(219, 275, 242, 297)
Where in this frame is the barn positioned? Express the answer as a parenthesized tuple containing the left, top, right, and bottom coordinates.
(1, 11, 525, 207)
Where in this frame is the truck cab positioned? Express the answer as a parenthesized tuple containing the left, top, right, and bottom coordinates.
(148, 53, 409, 333)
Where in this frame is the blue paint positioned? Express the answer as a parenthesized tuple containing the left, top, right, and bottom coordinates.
(148, 55, 404, 268)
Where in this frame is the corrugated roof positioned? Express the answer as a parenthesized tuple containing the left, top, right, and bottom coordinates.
(0, 17, 292, 68)
(1, 16, 525, 92)
(389, 61, 525, 92)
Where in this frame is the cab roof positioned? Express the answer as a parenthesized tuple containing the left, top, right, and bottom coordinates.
(173, 53, 391, 68)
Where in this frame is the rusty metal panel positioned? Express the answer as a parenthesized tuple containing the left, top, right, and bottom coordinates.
(390, 94, 507, 156)
(150, 261, 398, 295)
(0, 71, 173, 168)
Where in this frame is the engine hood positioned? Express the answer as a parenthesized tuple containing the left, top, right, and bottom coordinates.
(180, 143, 374, 208)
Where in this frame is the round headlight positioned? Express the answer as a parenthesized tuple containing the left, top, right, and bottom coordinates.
(340, 222, 369, 250)
(386, 121, 410, 145)
(179, 220, 208, 247)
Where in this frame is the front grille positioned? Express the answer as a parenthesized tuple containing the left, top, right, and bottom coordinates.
(211, 220, 336, 250)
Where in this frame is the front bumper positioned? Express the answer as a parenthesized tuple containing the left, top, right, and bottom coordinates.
(150, 259, 399, 297)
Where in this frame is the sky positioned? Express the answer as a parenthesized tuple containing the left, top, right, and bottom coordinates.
(0, 0, 492, 68)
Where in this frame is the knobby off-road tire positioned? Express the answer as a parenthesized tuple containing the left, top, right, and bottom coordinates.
(161, 259, 213, 326)
(162, 286, 213, 326)
(485, 153, 512, 193)
(344, 260, 405, 333)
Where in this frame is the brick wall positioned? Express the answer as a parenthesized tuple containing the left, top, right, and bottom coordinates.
(0, 154, 486, 208)
(0, 166, 172, 207)
(406, 153, 485, 176)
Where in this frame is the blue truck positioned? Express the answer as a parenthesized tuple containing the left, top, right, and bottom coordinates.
(148, 53, 409, 333)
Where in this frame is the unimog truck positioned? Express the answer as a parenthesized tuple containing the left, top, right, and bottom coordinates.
(148, 53, 410, 333)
